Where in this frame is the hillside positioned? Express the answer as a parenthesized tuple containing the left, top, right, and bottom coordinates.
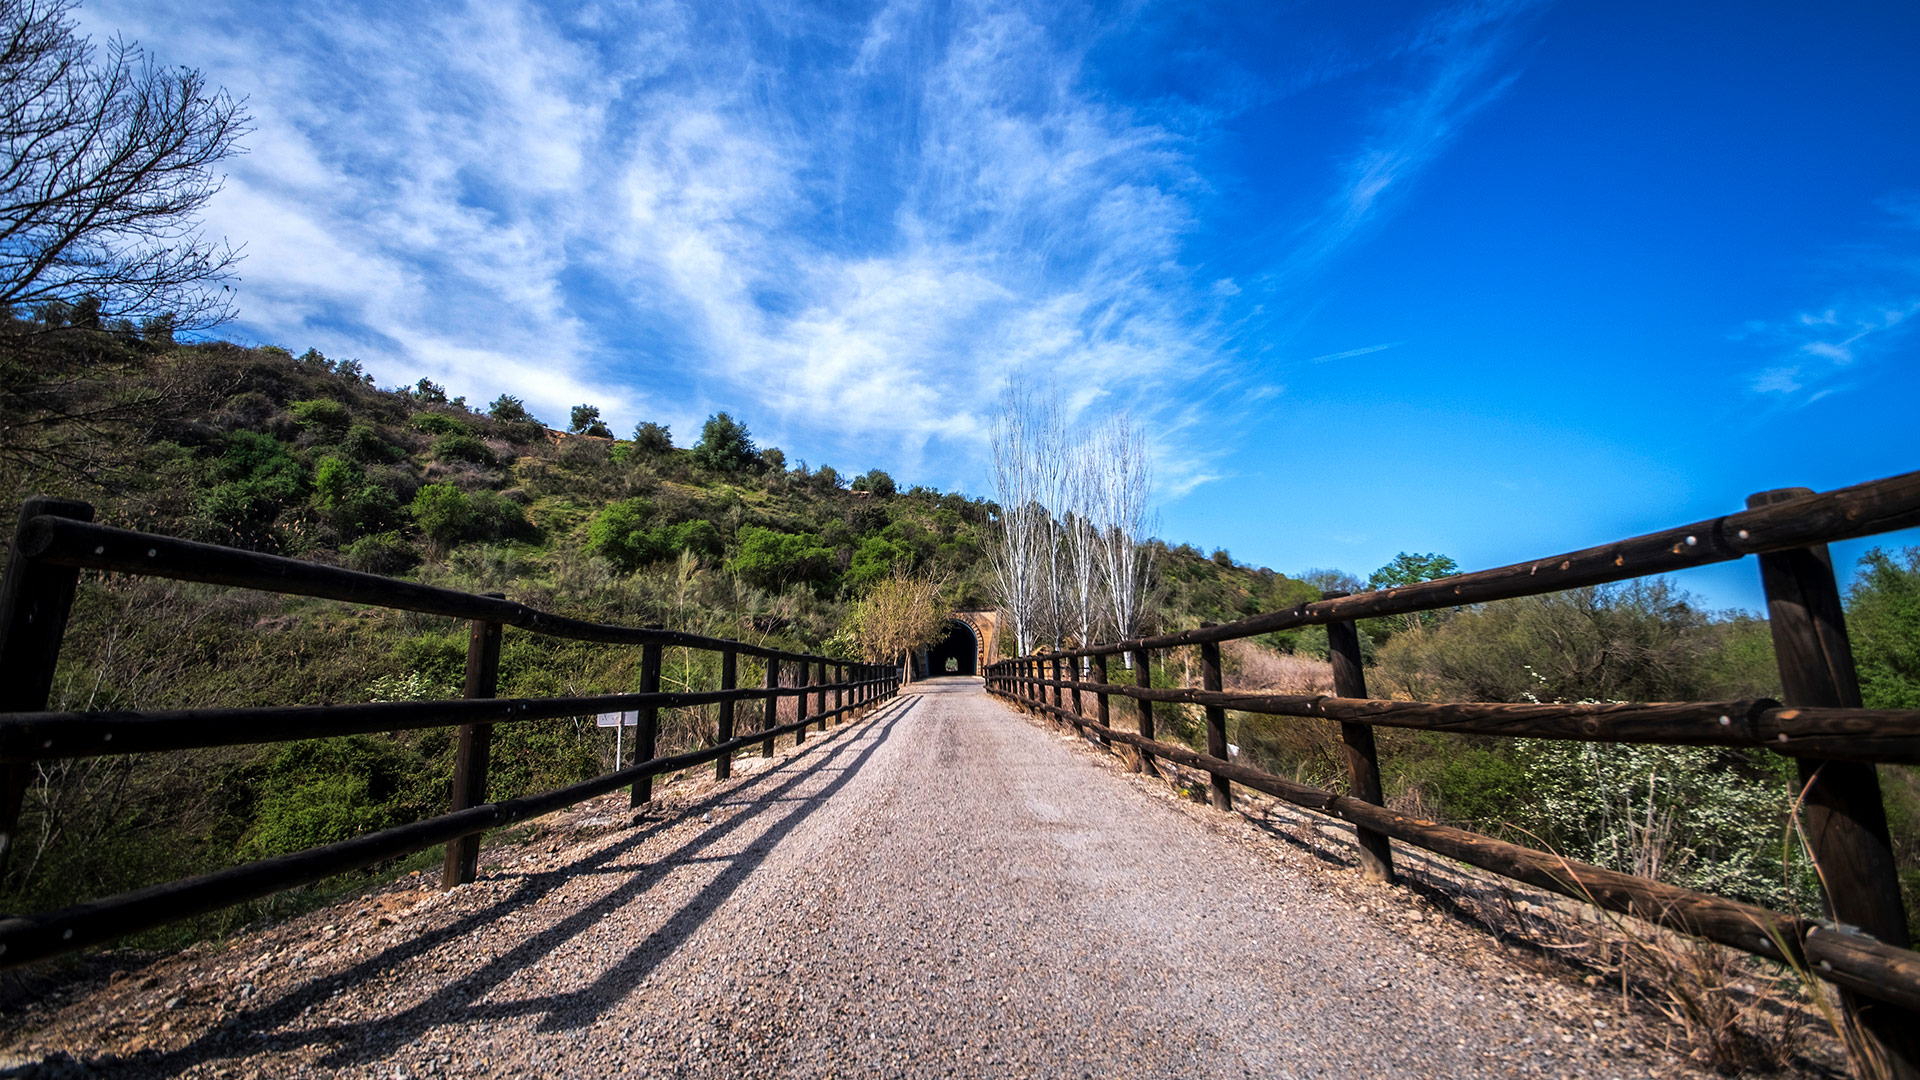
(0, 332, 1315, 942)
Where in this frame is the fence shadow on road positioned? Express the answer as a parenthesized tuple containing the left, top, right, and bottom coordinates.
(88, 695, 921, 1077)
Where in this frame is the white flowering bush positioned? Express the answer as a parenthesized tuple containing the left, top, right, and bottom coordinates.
(1511, 739, 1815, 910)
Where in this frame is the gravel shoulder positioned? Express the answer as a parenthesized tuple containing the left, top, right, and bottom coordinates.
(0, 680, 1816, 1078)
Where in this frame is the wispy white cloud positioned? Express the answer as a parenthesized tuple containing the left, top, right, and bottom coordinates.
(79, 0, 1534, 499)
(1275, 2, 1541, 283)
(1308, 340, 1403, 364)
(1744, 198, 1920, 404)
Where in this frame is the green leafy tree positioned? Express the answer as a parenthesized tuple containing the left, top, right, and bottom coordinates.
(851, 469, 896, 498)
(632, 421, 673, 454)
(1364, 551, 1461, 639)
(413, 378, 447, 403)
(489, 395, 537, 424)
(569, 404, 613, 438)
(846, 534, 914, 592)
(691, 412, 756, 473)
(1851, 547, 1920, 709)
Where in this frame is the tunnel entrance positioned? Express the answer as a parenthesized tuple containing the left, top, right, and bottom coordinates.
(924, 619, 979, 677)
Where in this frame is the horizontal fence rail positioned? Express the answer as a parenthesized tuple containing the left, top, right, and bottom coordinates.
(987, 469, 1920, 1074)
(0, 497, 902, 969)
(13, 514, 854, 666)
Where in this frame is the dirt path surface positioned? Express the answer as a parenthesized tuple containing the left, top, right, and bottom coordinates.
(3, 680, 1715, 1078)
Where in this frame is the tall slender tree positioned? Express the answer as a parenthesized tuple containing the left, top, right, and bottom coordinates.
(1087, 414, 1155, 665)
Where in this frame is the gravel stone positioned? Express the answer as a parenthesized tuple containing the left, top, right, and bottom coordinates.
(0, 681, 1780, 1077)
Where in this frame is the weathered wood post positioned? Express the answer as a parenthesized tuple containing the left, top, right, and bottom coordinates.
(1324, 593, 1394, 883)
(833, 663, 844, 727)
(0, 498, 93, 881)
(1070, 654, 1084, 720)
(1092, 653, 1111, 748)
(631, 635, 662, 807)
(716, 648, 737, 780)
(1131, 646, 1158, 776)
(815, 660, 829, 731)
(1750, 488, 1918, 1074)
(762, 658, 780, 758)
(443, 593, 505, 888)
(794, 661, 811, 745)
(1051, 654, 1065, 717)
(1198, 635, 1232, 811)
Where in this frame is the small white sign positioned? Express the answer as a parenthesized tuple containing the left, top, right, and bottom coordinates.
(595, 710, 640, 728)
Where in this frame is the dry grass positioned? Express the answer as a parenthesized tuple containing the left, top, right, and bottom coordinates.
(1221, 638, 1334, 695)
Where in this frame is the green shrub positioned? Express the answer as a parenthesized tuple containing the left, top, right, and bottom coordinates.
(343, 531, 418, 575)
(411, 483, 473, 552)
(469, 489, 529, 541)
(431, 432, 496, 465)
(727, 526, 834, 591)
(411, 412, 468, 436)
(242, 736, 427, 858)
(587, 498, 668, 572)
(289, 398, 350, 432)
(342, 423, 404, 464)
(1851, 547, 1920, 709)
(313, 455, 401, 537)
(846, 534, 913, 591)
(668, 519, 723, 560)
(195, 431, 308, 546)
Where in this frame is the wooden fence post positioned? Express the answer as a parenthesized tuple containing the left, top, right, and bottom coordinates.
(1325, 595, 1395, 883)
(443, 594, 504, 888)
(716, 648, 737, 781)
(0, 498, 94, 881)
(1070, 655, 1084, 720)
(833, 663, 844, 727)
(1750, 488, 1918, 1074)
(815, 660, 828, 731)
(795, 661, 811, 745)
(631, 636, 662, 807)
(762, 659, 780, 758)
(1198, 637, 1232, 811)
(1092, 653, 1111, 748)
(1132, 647, 1158, 776)
(1049, 654, 1063, 724)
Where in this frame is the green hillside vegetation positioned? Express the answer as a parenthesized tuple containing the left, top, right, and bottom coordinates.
(0, 332, 1315, 943)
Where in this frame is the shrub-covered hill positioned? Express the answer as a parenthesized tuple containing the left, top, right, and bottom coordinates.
(0, 335, 1324, 942)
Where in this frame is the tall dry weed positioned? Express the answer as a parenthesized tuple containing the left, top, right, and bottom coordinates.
(1221, 639, 1334, 695)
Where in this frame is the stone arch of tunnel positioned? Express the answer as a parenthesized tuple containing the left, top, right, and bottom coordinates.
(924, 619, 980, 677)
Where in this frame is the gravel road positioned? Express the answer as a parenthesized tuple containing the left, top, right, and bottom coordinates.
(3, 679, 1723, 1078)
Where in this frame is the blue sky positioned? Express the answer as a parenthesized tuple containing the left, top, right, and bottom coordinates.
(89, 0, 1919, 610)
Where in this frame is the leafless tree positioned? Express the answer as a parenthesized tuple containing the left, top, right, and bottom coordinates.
(0, 0, 248, 331)
(989, 384, 1048, 656)
(1086, 414, 1155, 664)
(1061, 446, 1103, 667)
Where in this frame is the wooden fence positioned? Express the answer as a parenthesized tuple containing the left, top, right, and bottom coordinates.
(987, 471, 1920, 1073)
(0, 497, 900, 969)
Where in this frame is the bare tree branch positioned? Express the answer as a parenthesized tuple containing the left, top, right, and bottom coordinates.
(0, 0, 249, 331)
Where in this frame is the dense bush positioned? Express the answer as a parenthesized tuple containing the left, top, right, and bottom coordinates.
(1852, 547, 1920, 709)
(727, 526, 835, 591)
(431, 431, 496, 465)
